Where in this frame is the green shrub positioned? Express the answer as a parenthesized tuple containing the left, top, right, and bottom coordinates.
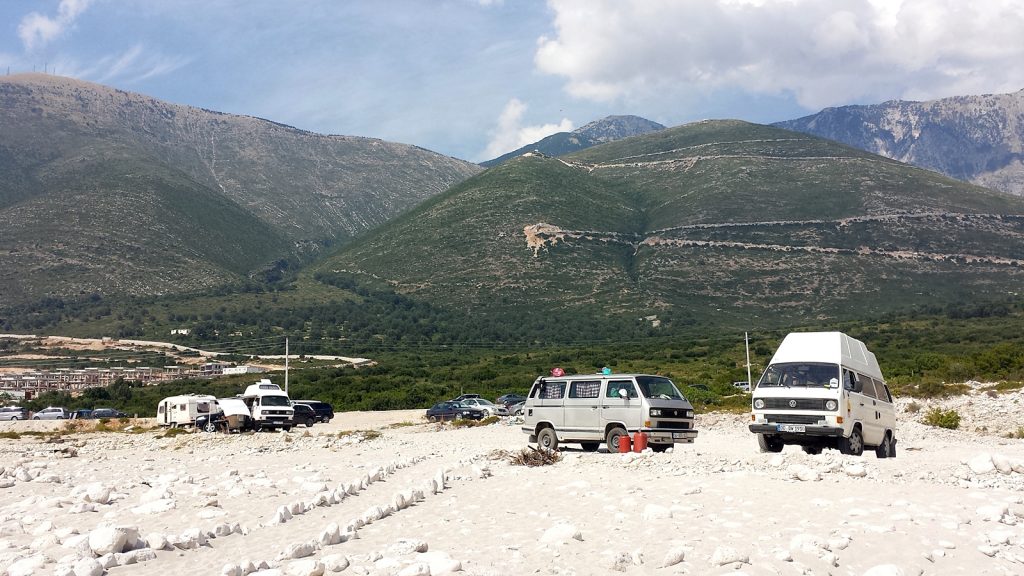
(905, 401, 921, 413)
(0, 431, 21, 440)
(922, 408, 960, 429)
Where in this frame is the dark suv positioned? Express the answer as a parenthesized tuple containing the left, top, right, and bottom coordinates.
(290, 403, 317, 428)
(292, 400, 333, 423)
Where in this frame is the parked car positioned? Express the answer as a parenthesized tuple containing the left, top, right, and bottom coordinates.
(290, 403, 317, 428)
(292, 400, 334, 423)
(453, 394, 481, 401)
(0, 406, 29, 421)
(70, 409, 93, 420)
(508, 401, 525, 416)
(459, 397, 509, 416)
(496, 393, 526, 407)
(425, 401, 486, 422)
(33, 407, 71, 420)
(195, 411, 229, 433)
(90, 408, 128, 419)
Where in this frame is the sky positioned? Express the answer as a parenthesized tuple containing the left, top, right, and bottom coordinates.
(2, 0, 1024, 162)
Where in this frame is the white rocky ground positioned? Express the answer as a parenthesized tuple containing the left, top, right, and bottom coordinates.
(1, 394, 1023, 576)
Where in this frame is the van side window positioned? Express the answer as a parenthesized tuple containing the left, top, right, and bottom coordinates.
(569, 380, 601, 399)
(540, 381, 566, 399)
(879, 383, 893, 403)
(606, 380, 637, 398)
(859, 378, 879, 399)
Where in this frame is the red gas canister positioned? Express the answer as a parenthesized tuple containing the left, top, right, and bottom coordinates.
(617, 433, 631, 453)
(633, 431, 648, 452)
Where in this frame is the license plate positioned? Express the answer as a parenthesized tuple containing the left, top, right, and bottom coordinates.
(671, 432, 689, 439)
(778, 424, 805, 433)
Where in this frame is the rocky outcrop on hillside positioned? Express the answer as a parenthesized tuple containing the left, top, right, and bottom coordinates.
(775, 90, 1024, 196)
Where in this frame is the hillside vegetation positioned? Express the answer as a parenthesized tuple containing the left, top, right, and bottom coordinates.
(313, 120, 1024, 330)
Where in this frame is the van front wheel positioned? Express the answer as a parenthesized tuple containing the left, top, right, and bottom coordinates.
(874, 432, 894, 458)
(606, 427, 627, 453)
(840, 428, 864, 456)
(757, 434, 784, 453)
(537, 428, 559, 451)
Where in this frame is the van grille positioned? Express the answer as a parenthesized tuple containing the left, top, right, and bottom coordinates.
(655, 421, 691, 430)
(762, 398, 834, 411)
(766, 414, 825, 425)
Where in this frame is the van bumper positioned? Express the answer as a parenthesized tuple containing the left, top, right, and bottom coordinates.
(748, 424, 843, 437)
(645, 428, 698, 444)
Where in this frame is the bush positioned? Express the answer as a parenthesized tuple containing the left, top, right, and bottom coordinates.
(905, 401, 921, 413)
(922, 408, 960, 429)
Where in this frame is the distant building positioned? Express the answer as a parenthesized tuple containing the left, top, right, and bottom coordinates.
(222, 365, 267, 376)
(170, 328, 191, 336)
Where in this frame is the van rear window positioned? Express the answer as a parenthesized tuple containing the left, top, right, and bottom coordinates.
(539, 381, 566, 399)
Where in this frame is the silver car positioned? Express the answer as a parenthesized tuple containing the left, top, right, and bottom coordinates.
(32, 407, 71, 420)
(0, 406, 29, 421)
(460, 398, 509, 417)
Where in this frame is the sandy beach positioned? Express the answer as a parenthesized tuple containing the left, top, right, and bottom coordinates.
(2, 398, 1023, 576)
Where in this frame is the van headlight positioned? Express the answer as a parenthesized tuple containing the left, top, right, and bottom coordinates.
(685, 410, 694, 418)
(825, 400, 838, 411)
(650, 409, 663, 417)
(753, 399, 765, 410)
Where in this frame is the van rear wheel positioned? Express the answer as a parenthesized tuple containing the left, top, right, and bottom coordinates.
(757, 433, 784, 453)
(874, 432, 894, 458)
(537, 428, 558, 451)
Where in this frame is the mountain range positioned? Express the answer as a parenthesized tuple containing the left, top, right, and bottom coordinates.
(0, 74, 480, 303)
(480, 115, 665, 167)
(774, 90, 1024, 197)
(315, 120, 1024, 330)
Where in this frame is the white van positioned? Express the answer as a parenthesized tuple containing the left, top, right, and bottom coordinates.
(157, 394, 219, 427)
(522, 373, 698, 452)
(241, 379, 294, 431)
(749, 332, 897, 457)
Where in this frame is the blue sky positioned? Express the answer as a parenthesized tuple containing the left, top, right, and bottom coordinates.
(2, 0, 1023, 162)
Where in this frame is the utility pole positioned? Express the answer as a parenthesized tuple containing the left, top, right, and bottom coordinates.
(285, 337, 289, 395)
(745, 332, 753, 389)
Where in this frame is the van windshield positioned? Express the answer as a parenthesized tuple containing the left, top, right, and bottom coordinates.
(261, 395, 291, 407)
(757, 363, 839, 388)
(635, 376, 684, 400)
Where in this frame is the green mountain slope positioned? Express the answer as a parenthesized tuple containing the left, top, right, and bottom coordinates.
(314, 120, 1024, 330)
(0, 74, 480, 303)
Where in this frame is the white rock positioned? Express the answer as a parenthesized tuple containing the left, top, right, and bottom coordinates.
(540, 522, 583, 545)
(286, 559, 325, 576)
(710, 545, 748, 565)
(321, 554, 350, 572)
(968, 453, 996, 475)
(145, 532, 169, 551)
(796, 467, 821, 482)
(977, 504, 1009, 522)
(84, 484, 111, 505)
(89, 525, 128, 555)
(661, 546, 685, 567)
(991, 453, 1013, 474)
(131, 498, 176, 515)
(790, 533, 828, 555)
(418, 552, 462, 575)
(132, 548, 157, 562)
(7, 554, 47, 576)
(222, 563, 243, 576)
(397, 562, 430, 576)
(641, 504, 672, 520)
(844, 464, 867, 477)
(863, 565, 905, 576)
(978, 545, 997, 557)
(987, 530, 1012, 546)
(279, 542, 315, 560)
(389, 538, 428, 554)
(773, 548, 793, 562)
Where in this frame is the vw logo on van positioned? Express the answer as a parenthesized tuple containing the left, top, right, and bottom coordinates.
(788, 400, 797, 408)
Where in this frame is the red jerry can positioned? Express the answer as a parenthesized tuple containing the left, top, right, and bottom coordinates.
(617, 433, 632, 453)
(633, 431, 648, 452)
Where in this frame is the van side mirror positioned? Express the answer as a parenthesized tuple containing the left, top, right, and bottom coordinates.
(618, 388, 629, 399)
(829, 378, 839, 389)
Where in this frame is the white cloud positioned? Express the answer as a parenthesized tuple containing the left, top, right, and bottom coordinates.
(18, 0, 93, 51)
(479, 98, 574, 161)
(53, 44, 191, 85)
(535, 0, 1024, 111)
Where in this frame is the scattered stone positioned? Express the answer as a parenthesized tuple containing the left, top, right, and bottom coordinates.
(967, 453, 996, 475)
(89, 525, 128, 555)
(710, 545, 748, 565)
(540, 522, 583, 545)
(863, 565, 906, 576)
(661, 546, 685, 567)
(321, 554, 350, 572)
(286, 559, 325, 576)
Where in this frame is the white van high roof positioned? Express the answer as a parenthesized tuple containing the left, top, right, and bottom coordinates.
(769, 332, 883, 382)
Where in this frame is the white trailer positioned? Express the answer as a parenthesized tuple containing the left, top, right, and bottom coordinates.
(157, 394, 219, 427)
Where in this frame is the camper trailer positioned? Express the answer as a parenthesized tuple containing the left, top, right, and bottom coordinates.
(749, 332, 897, 458)
(157, 394, 219, 428)
(241, 379, 294, 431)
